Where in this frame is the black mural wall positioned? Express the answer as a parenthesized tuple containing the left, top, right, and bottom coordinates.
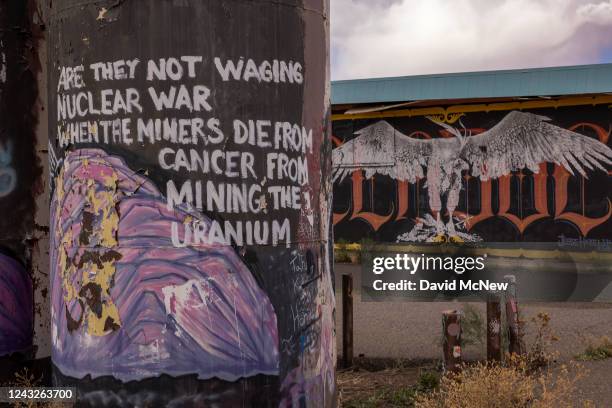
(332, 104, 612, 245)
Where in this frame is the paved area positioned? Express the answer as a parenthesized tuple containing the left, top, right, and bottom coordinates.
(574, 359, 612, 407)
(334, 264, 612, 360)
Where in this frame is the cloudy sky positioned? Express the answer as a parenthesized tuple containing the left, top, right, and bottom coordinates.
(331, 0, 612, 80)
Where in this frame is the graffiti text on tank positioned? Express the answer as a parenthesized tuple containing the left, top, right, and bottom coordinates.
(214, 57, 304, 84)
(54, 54, 314, 251)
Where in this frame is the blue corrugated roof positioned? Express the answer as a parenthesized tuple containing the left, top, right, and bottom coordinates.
(331, 64, 612, 105)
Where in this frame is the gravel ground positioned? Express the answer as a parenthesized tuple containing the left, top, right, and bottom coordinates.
(334, 264, 612, 405)
(574, 359, 612, 407)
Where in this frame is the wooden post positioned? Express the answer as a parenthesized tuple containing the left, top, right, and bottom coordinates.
(504, 275, 523, 355)
(487, 294, 502, 362)
(342, 274, 354, 368)
(442, 310, 462, 373)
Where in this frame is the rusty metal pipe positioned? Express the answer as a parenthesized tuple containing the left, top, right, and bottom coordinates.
(342, 274, 353, 368)
(504, 275, 523, 355)
(442, 310, 462, 373)
(487, 294, 502, 362)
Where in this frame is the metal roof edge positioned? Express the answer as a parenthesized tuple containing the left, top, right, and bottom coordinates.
(331, 63, 612, 104)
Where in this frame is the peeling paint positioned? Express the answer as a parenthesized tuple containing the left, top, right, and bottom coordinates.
(55, 160, 123, 337)
(96, 8, 107, 21)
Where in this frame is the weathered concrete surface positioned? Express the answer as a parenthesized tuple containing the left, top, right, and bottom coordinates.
(0, 0, 46, 360)
(32, 1, 51, 360)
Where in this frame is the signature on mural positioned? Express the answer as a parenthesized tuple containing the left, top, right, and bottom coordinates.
(557, 235, 612, 251)
(333, 111, 612, 242)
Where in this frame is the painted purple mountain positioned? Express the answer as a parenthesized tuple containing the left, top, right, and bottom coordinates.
(0, 253, 33, 357)
(50, 149, 279, 382)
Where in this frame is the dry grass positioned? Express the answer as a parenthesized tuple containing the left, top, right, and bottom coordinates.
(415, 313, 593, 408)
(415, 357, 592, 408)
(338, 363, 438, 408)
(576, 335, 612, 361)
(521, 312, 559, 371)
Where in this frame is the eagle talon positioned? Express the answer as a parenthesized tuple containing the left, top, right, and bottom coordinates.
(449, 235, 464, 243)
(446, 220, 456, 237)
(431, 234, 447, 243)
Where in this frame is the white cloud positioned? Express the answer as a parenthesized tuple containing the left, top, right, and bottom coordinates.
(331, 0, 612, 80)
(578, 0, 612, 23)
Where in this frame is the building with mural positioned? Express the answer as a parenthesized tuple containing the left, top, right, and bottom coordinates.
(332, 64, 612, 246)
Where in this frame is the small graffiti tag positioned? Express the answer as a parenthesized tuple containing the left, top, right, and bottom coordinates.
(0, 140, 16, 197)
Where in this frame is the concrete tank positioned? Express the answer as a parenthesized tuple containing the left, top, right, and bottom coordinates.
(48, 1, 334, 406)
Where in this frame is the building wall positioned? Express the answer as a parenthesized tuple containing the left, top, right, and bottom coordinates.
(332, 99, 612, 245)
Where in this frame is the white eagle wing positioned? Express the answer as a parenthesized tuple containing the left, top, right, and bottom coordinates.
(460, 111, 612, 180)
(332, 120, 432, 183)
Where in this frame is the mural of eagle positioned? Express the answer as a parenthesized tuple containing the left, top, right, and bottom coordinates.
(332, 111, 612, 238)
